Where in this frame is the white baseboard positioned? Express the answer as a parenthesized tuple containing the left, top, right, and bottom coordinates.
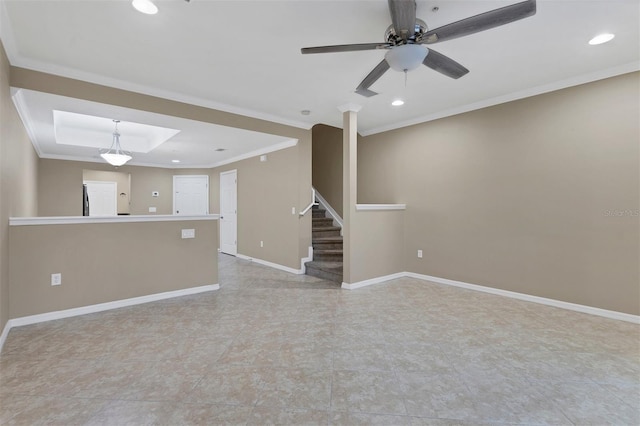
(405, 272, 640, 324)
(0, 321, 11, 353)
(300, 246, 313, 274)
(342, 272, 406, 290)
(342, 271, 639, 324)
(236, 253, 304, 275)
(3, 284, 219, 345)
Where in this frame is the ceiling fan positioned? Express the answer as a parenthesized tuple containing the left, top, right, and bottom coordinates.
(301, 0, 536, 97)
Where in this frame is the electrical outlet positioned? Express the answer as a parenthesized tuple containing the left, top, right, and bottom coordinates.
(181, 229, 195, 239)
(148, 207, 157, 213)
(260, 240, 264, 248)
(51, 273, 62, 286)
(417, 250, 423, 259)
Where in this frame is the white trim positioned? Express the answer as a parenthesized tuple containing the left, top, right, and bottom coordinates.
(342, 272, 406, 290)
(0, 321, 11, 353)
(314, 188, 343, 229)
(340, 270, 639, 323)
(10, 214, 219, 226)
(10, 88, 43, 156)
(0, 284, 219, 352)
(337, 103, 362, 113)
(300, 246, 313, 273)
(362, 62, 640, 136)
(405, 272, 640, 324)
(6, 56, 312, 131)
(21, 138, 299, 171)
(236, 253, 304, 275)
(173, 174, 210, 216)
(356, 204, 406, 211)
(210, 139, 298, 168)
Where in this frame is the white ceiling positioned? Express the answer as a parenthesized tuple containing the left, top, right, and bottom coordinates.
(1, 0, 638, 167)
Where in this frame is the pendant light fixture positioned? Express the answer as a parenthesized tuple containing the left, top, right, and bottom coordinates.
(100, 120, 132, 167)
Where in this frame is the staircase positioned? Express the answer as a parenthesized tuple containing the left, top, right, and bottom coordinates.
(305, 205, 343, 283)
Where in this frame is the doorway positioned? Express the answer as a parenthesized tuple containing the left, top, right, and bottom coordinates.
(84, 181, 117, 216)
(173, 175, 209, 215)
(219, 170, 237, 256)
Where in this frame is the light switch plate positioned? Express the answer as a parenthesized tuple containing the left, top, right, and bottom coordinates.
(417, 250, 423, 258)
(51, 273, 62, 286)
(181, 229, 195, 239)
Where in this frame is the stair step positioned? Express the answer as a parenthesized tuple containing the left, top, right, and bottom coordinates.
(312, 226, 341, 238)
(305, 261, 343, 283)
(312, 210, 326, 218)
(312, 236, 343, 250)
(312, 217, 334, 227)
(313, 249, 343, 261)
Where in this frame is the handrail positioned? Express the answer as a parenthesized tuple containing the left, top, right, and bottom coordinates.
(299, 188, 318, 216)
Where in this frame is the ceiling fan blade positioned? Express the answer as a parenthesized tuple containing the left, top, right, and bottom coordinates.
(301, 43, 390, 54)
(423, 49, 469, 79)
(355, 59, 391, 97)
(421, 0, 536, 44)
(388, 0, 417, 41)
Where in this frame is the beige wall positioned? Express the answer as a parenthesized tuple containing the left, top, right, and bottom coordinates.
(312, 124, 343, 217)
(212, 145, 310, 270)
(350, 210, 405, 283)
(359, 72, 640, 315)
(0, 42, 39, 333)
(9, 220, 217, 318)
(83, 169, 131, 214)
(38, 146, 311, 271)
(40, 159, 214, 216)
(13, 66, 312, 271)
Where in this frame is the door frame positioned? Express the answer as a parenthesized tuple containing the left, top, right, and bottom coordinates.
(219, 169, 238, 256)
(172, 175, 210, 215)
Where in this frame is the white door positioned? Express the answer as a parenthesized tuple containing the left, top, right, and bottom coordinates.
(219, 170, 237, 256)
(84, 181, 117, 216)
(173, 175, 209, 215)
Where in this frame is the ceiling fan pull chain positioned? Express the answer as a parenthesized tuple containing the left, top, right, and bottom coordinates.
(404, 70, 408, 87)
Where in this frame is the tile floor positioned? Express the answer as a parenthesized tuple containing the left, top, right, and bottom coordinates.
(1, 254, 639, 425)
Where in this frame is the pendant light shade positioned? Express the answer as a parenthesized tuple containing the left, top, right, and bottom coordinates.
(100, 120, 132, 167)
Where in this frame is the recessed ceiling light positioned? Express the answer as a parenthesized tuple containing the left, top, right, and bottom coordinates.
(171, 159, 180, 163)
(589, 33, 615, 45)
(132, 0, 158, 15)
(391, 99, 405, 106)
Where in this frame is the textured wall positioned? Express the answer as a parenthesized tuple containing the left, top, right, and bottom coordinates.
(312, 124, 343, 217)
(0, 42, 39, 334)
(359, 72, 640, 315)
(9, 219, 218, 318)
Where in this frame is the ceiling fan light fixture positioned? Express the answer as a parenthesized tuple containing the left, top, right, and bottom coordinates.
(100, 120, 132, 167)
(132, 0, 158, 15)
(385, 45, 428, 72)
(588, 33, 615, 45)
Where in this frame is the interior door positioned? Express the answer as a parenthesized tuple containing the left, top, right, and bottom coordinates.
(84, 181, 117, 216)
(173, 175, 209, 215)
(219, 170, 237, 256)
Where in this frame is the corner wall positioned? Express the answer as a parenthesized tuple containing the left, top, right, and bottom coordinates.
(312, 124, 343, 217)
(358, 72, 640, 315)
(0, 41, 39, 335)
(212, 144, 310, 270)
